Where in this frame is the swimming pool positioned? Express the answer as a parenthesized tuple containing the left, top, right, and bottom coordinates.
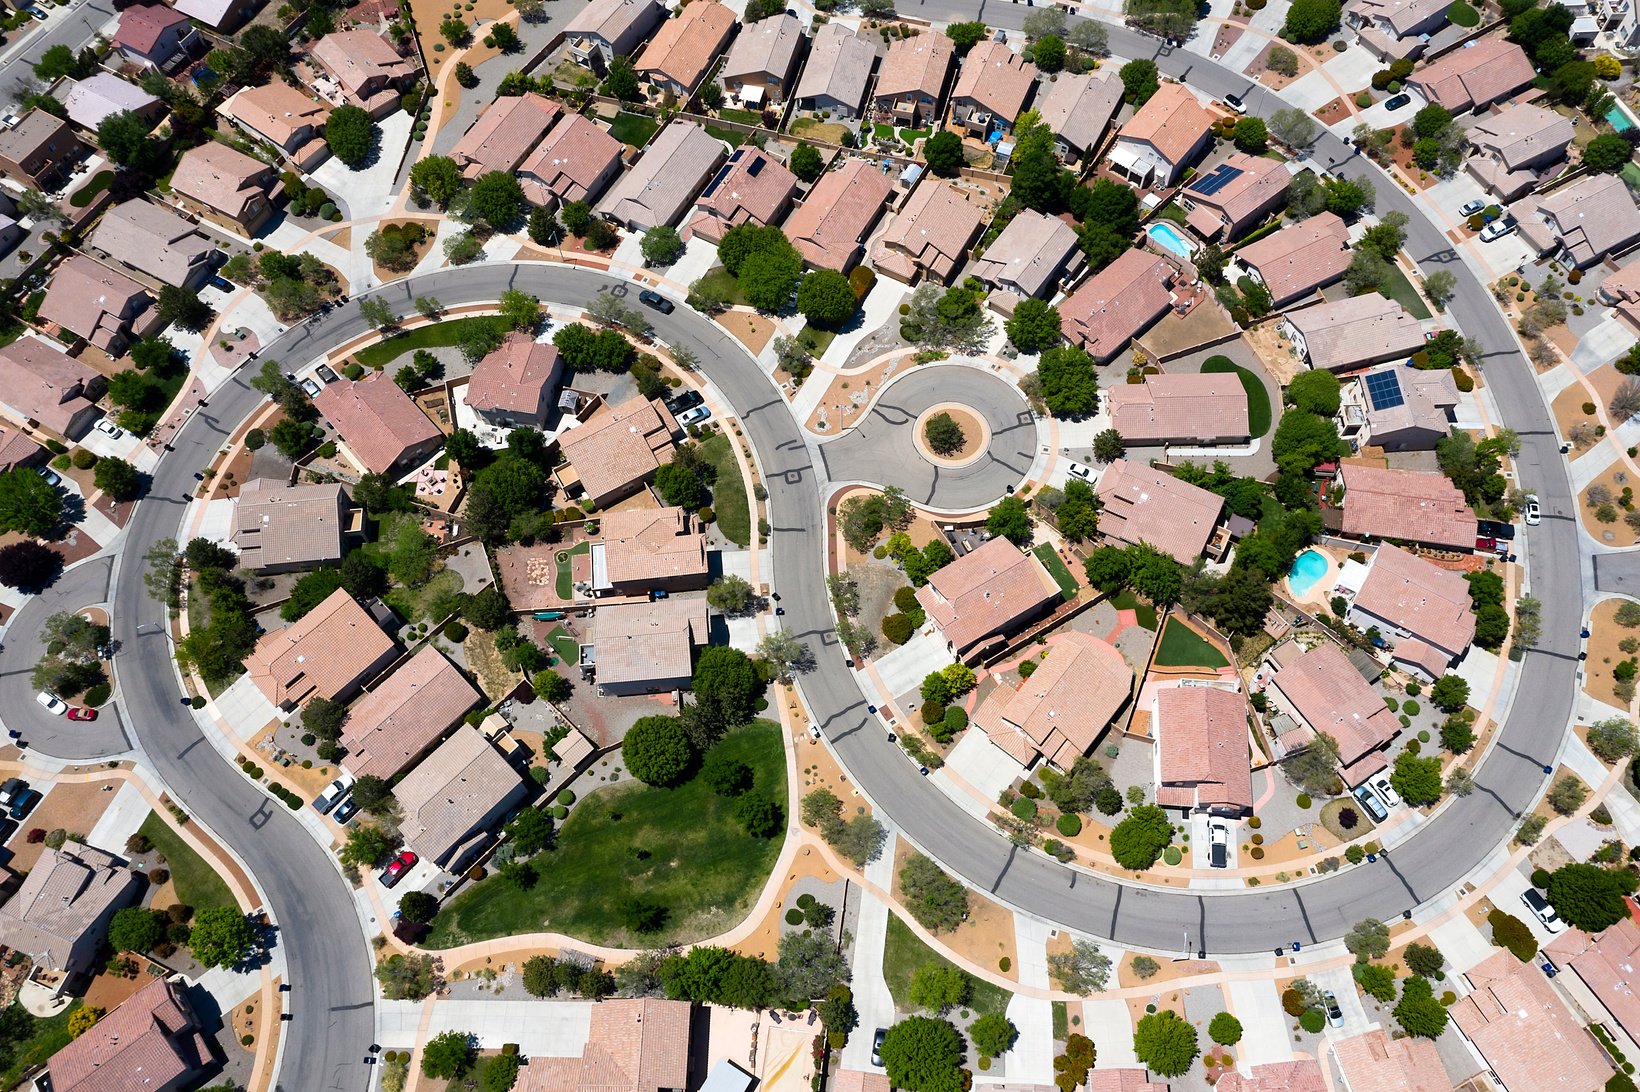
(1288, 549, 1329, 597)
(1146, 221, 1197, 259)
(1609, 106, 1635, 133)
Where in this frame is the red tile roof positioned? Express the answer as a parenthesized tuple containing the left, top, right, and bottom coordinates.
(557, 395, 676, 505)
(340, 646, 482, 780)
(395, 724, 527, 866)
(1060, 248, 1178, 360)
(1157, 684, 1252, 811)
(785, 158, 893, 270)
(595, 506, 709, 590)
(246, 587, 396, 708)
(1351, 543, 1476, 658)
(634, 0, 735, 91)
(1094, 458, 1225, 563)
(0, 336, 101, 438)
(973, 631, 1132, 767)
(1117, 82, 1215, 168)
(1330, 1028, 1448, 1092)
(1237, 212, 1350, 305)
(1409, 36, 1535, 112)
(1215, 1060, 1326, 1092)
(170, 141, 274, 220)
(592, 596, 709, 687)
(1337, 463, 1478, 549)
(450, 92, 561, 179)
(466, 331, 563, 423)
(518, 998, 693, 1092)
(1452, 949, 1611, 1092)
(950, 39, 1037, 123)
(871, 177, 986, 283)
(1107, 372, 1250, 444)
(48, 977, 209, 1092)
(520, 113, 626, 207)
(914, 536, 1059, 657)
(1269, 642, 1398, 773)
(313, 370, 442, 475)
(690, 145, 799, 243)
(1547, 917, 1640, 1048)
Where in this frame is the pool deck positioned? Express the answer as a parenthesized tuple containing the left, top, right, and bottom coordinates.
(1284, 547, 1343, 606)
(1146, 222, 1199, 258)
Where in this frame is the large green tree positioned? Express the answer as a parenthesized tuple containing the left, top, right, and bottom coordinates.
(621, 716, 695, 786)
(0, 468, 62, 536)
(1547, 863, 1634, 931)
(324, 104, 376, 166)
(188, 907, 257, 968)
(469, 170, 524, 227)
(879, 1016, 966, 1092)
(1133, 1010, 1198, 1077)
(1109, 805, 1174, 870)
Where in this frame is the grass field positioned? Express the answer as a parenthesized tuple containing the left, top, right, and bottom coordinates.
(797, 323, 837, 357)
(1202, 356, 1272, 438)
(700, 433, 751, 547)
(1446, 0, 1480, 25)
(553, 542, 589, 599)
(1111, 588, 1158, 630)
(1374, 264, 1432, 320)
(1032, 544, 1079, 600)
(882, 913, 1012, 1017)
(0, 1000, 81, 1088)
(138, 811, 236, 911)
(354, 316, 505, 368)
(424, 721, 786, 948)
(720, 108, 763, 125)
(608, 112, 658, 147)
(1154, 618, 1230, 669)
(704, 124, 748, 148)
(385, 567, 462, 624)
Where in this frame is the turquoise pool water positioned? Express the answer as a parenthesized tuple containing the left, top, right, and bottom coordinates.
(1288, 549, 1329, 596)
(1147, 222, 1196, 259)
(1608, 107, 1634, 133)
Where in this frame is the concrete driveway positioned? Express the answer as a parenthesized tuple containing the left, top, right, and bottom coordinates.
(1226, 978, 1292, 1066)
(1307, 964, 1373, 1039)
(841, 833, 897, 1073)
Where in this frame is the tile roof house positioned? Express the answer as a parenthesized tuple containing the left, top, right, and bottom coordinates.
(591, 596, 710, 694)
(1237, 212, 1351, 306)
(1110, 82, 1215, 187)
(0, 336, 105, 440)
(870, 178, 987, 285)
(1466, 103, 1574, 200)
(1337, 463, 1479, 550)
(590, 506, 710, 594)
(687, 145, 799, 245)
(915, 536, 1061, 661)
(1107, 372, 1251, 446)
(1452, 949, 1611, 1092)
(969, 207, 1084, 299)
(112, 3, 197, 69)
(1546, 917, 1640, 1049)
(1179, 152, 1291, 240)
(450, 92, 562, 180)
(63, 73, 165, 133)
(516, 997, 693, 1092)
(1085, 1071, 1170, 1092)
(172, 0, 258, 31)
(600, 121, 727, 231)
(0, 426, 46, 474)
(89, 200, 218, 289)
(1601, 257, 1640, 333)
(0, 109, 85, 189)
(793, 22, 875, 119)
(520, 113, 626, 209)
(0, 844, 138, 992)
(1407, 36, 1536, 114)
(1278, 293, 1425, 372)
(1060, 248, 1181, 361)
(46, 976, 210, 1092)
(38, 255, 152, 355)
(313, 370, 443, 475)
(1095, 458, 1226, 563)
(1035, 71, 1124, 163)
(1346, 543, 1476, 681)
(307, 29, 415, 117)
(247, 588, 397, 709)
(557, 395, 677, 506)
(972, 630, 1132, 768)
(1267, 642, 1399, 784)
(1345, 0, 1454, 59)
(1338, 365, 1458, 453)
(634, 1, 736, 98)
(950, 40, 1037, 138)
(218, 81, 332, 169)
(565, 0, 665, 68)
(466, 331, 564, 428)
(341, 646, 483, 780)
(874, 32, 955, 127)
(1516, 172, 1640, 269)
(1214, 1060, 1326, 1092)
(1155, 684, 1251, 813)
(232, 478, 349, 572)
(395, 724, 528, 869)
(785, 157, 894, 271)
(1330, 1028, 1448, 1092)
(169, 141, 278, 235)
(719, 12, 805, 107)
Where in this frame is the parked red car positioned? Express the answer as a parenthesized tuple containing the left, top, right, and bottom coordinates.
(380, 850, 418, 888)
(66, 707, 97, 721)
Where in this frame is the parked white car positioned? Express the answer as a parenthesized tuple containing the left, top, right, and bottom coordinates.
(1479, 217, 1517, 242)
(1368, 772, 1402, 810)
(35, 692, 66, 715)
(1521, 888, 1564, 933)
(94, 417, 123, 439)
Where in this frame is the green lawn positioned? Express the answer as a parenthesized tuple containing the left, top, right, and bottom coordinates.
(608, 112, 658, 147)
(1624, 162, 1640, 191)
(553, 542, 589, 600)
(0, 1000, 81, 1088)
(1154, 618, 1230, 669)
(1032, 543, 1079, 600)
(720, 107, 763, 125)
(1052, 1000, 1068, 1039)
(1111, 588, 1158, 630)
(384, 567, 463, 624)
(1374, 264, 1433, 320)
(69, 169, 113, 208)
(797, 323, 837, 357)
(354, 316, 506, 368)
(424, 721, 786, 948)
(700, 433, 751, 547)
(1155, 202, 1188, 226)
(1446, 0, 1481, 25)
(1202, 355, 1272, 438)
(882, 913, 1012, 1017)
(694, 266, 749, 307)
(545, 625, 580, 666)
(137, 811, 235, 911)
(704, 124, 748, 147)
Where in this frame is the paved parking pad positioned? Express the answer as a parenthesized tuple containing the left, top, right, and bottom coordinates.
(1226, 978, 1291, 1066)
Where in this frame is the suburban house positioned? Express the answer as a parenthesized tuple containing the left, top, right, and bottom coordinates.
(785, 157, 894, 271)
(218, 81, 332, 170)
(246, 587, 397, 709)
(1095, 459, 1227, 563)
(1601, 258, 1640, 332)
(1154, 683, 1252, 814)
(466, 331, 564, 429)
(1465, 103, 1574, 200)
(340, 646, 483, 781)
(565, 0, 665, 69)
(1215, 1061, 1326, 1092)
(1451, 950, 1612, 1092)
(0, 337, 105, 440)
(1178, 153, 1291, 240)
(515, 998, 692, 1091)
(1345, 543, 1476, 680)
(1516, 172, 1640, 268)
(172, 0, 258, 30)
(1331, 1030, 1447, 1092)
(590, 506, 710, 595)
(1336, 463, 1479, 550)
(718, 12, 805, 107)
(1110, 82, 1214, 187)
(1106, 373, 1251, 446)
(870, 177, 987, 285)
(450, 92, 561, 179)
(1337, 365, 1459, 452)
(1086, 1072, 1170, 1092)
(1407, 36, 1536, 113)
(971, 630, 1133, 769)
(1546, 917, 1640, 1052)
(792, 22, 875, 119)
(232, 479, 350, 572)
(873, 31, 954, 127)
(949, 40, 1037, 138)
(0, 845, 138, 994)
(0, 109, 85, 189)
(915, 536, 1061, 661)
(169, 141, 278, 235)
(588, 597, 710, 694)
(1035, 72, 1123, 163)
(314, 371, 443, 475)
(89, 200, 218, 289)
(1265, 642, 1400, 785)
(306, 29, 416, 116)
(687, 145, 799, 244)
(37, 255, 152, 355)
(634, 0, 736, 98)
(556, 395, 677, 506)
(519, 113, 626, 209)
(1237, 212, 1352, 306)
(395, 724, 528, 869)
(63, 73, 165, 134)
(600, 121, 727, 231)
(1345, 0, 1454, 59)
(969, 207, 1084, 301)
(112, 3, 197, 69)
(1059, 248, 1181, 361)
(0, 427, 45, 474)
(1279, 293, 1425, 372)
(45, 976, 211, 1092)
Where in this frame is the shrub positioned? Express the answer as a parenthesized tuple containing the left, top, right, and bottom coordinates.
(1056, 813, 1082, 837)
(1296, 793, 1312, 808)
(1299, 1008, 1325, 1033)
(1282, 989, 1306, 1017)
(1488, 909, 1538, 962)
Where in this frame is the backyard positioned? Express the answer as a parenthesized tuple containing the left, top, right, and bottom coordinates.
(1110, 589, 1158, 630)
(1153, 619, 1230, 669)
(1202, 356, 1272, 438)
(607, 112, 659, 148)
(0, 1000, 81, 1088)
(882, 912, 1011, 1017)
(1032, 544, 1079, 600)
(137, 811, 237, 911)
(700, 433, 751, 547)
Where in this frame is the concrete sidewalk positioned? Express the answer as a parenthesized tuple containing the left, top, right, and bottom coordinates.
(841, 831, 898, 1073)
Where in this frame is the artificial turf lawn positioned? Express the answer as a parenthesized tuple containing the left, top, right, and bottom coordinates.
(1111, 588, 1159, 630)
(1032, 543, 1080, 600)
(1153, 618, 1231, 669)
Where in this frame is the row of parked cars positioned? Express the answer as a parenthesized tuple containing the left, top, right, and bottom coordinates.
(0, 777, 40, 820)
(312, 774, 418, 887)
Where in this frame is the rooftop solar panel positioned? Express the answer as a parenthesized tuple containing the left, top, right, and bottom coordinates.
(1364, 369, 1405, 411)
(1188, 164, 1244, 197)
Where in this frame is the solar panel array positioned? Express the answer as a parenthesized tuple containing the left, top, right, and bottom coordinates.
(1364, 370, 1405, 411)
(1188, 164, 1244, 197)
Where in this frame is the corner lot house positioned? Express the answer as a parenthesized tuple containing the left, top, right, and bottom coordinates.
(516, 998, 692, 1090)
(600, 121, 727, 231)
(450, 92, 561, 180)
(0, 337, 105, 440)
(874, 32, 954, 127)
(1451, 950, 1611, 1092)
(1060, 249, 1181, 361)
(557, 395, 677, 506)
(38, 255, 152, 355)
(1155, 684, 1251, 814)
(970, 207, 1084, 300)
(519, 112, 626, 210)
(1407, 37, 1535, 113)
(89, 199, 219, 289)
(466, 331, 563, 428)
(1178, 153, 1291, 240)
(590, 506, 710, 595)
(1331, 1029, 1447, 1092)
(46, 976, 210, 1092)
(0, 110, 85, 189)
(1035, 72, 1123, 164)
(1516, 172, 1640, 269)
(870, 178, 987, 285)
(1095, 459, 1226, 563)
(635, 1, 736, 98)
(63, 73, 165, 134)
(972, 630, 1132, 768)
(0, 845, 138, 993)
(565, 0, 665, 69)
(314, 371, 443, 475)
(1110, 82, 1214, 187)
(395, 724, 528, 869)
(1337, 365, 1458, 452)
(1106, 373, 1250, 446)
(1279, 293, 1424, 372)
(719, 12, 804, 107)
(1346, 543, 1475, 680)
(112, 3, 197, 70)
(785, 158, 893, 271)
(589, 597, 710, 694)
(1345, 0, 1453, 59)
(307, 29, 415, 116)
(1266, 642, 1399, 784)
(1237, 212, 1351, 306)
(949, 40, 1037, 138)
(232, 479, 349, 572)
(169, 141, 278, 235)
(1466, 103, 1574, 200)
(341, 646, 483, 781)
(793, 22, 875, 119)
(1337, 463, 1479, 549)
(915, 536, 1060, 661)
(687, 146, 799, 244)
(218, 81, 332, 170)
(246, 586, 397, 709)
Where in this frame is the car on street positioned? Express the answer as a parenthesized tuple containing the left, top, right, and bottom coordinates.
(0, 778, 24, 806)
(1480, 217, 1517, 242)
(676, 405, 711, 428)
(1208, 820, 1230, 869)
(1384, 93, 1411, 110)
(1066, 462, 1094, 480)
(1222, 93, 1247, 114)
(1324, 990, 1344, 1028)
(312, 775, 353, 815)
(9, 788, 41, 820)
(638, 289, 674, 314)
(1521, 887, 1564, 933)
(1523, 494, 1541, 526)
(1352, 784, 1388, 822)
(35, 467, 59, 487)
(333, 797, 360, 824)
(380, 849, 418, 888)
(94, 417, 123, 439)
(666, 389, 703, 416)
(871, 1028, 887, 1067)
(35, 692, 66, 715)
(1459, 199, 1487, 218)
(66, 707, 97, 721)
(1368, 772, 1401, 809)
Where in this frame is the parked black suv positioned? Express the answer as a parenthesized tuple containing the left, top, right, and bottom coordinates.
(666, 390, 703, 416)
(1476, 519, 1516, 541)
(638, 289, 674, 314)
